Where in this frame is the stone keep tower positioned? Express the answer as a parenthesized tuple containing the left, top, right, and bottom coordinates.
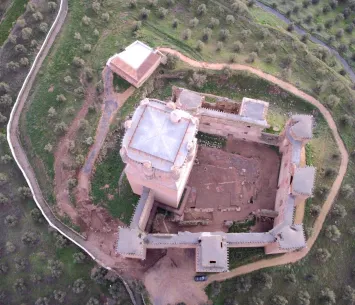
(120, 98, 198, 208)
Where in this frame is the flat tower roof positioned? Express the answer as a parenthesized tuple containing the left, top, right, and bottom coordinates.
(117, 41, 154, 69)
(122, 99, 198, 172)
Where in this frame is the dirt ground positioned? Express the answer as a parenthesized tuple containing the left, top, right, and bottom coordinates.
(143, 249, 209, 305)
(159, 139, 280, 233)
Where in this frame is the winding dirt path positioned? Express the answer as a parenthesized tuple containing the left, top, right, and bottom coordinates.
(157, 48, 348, 286)
(75, 67, 135, 205)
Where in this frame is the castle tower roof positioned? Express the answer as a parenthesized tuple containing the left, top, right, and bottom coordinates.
(289, 114, 313, 140)
(121, 99, 198, 172)
(292, 166, 316, 197)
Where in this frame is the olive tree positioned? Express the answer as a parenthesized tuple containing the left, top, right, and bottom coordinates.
(320, 288, 336, 304)
(53, 290, 66, 303)
(4, 215, 18, 227)
(316, 248, 331, 262)
(48, 259, 63, 278)
(72, 278, 86, 294)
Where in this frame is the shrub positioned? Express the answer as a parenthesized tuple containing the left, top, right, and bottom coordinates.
(1, 155, 12, 164)
(148, 0, 158, 7)
(101, 12, 110, 22)
(0, 263, 8, 274)
(254, 41, 264, 53)
(87, 298, 100, 305)
(166, 0, 175, 6)
(340, 114, 354, 126)
(91, 267, 108, 284)
(0, 193, 9, 204)
(271, 295, 288, 305)
(48, 2, 57, 12)
(73, 278, 86, 294)
(297, 290, 310, 305)
(15, 257, 27, 271)
(55, 234, 68, 249)
(32, 11, 43, 21)
(0, 173, 8, 184)
(39, 22, 48, 33)
(325, 168, 337, 177)
(74, 32, 81, 40)
(216, 41, 224, 51)
(48, 259, 63, 278)
(219, 29, 230, 41)
(84, 67, 93, 81)
(235, 275, 252, 293)
(336, 29, 344, 39)
(172, 18, 178, 28)
(254, 272, 272, 289)
(8, 34, 17, 44)
(94, 29, 99, 36)
(265, 53, 276, 64)
(246, 52, 258, 63)
(241, 29, 252, 42)
(209, 17, 220, 28)
(5, 241, 16, 254)
(6, 61, 19, 72)
(22, 231, 38, 245)
(128, 0, 137, 8)
(64, 76, 73, 84)
(13, 278, 26, 294)
(31, 208, 44, 223)
(47, 107, 57, 118)
(196, 40, 204, 51)
(133, 21, 142, 31)
(310, 204, 321, 216)
(325, 225, 341, 241)
(75, 154, 85, 167)
(56, 94, 67, 103)
(229, 53, 237, 63)
(188, 72, 207, 89)
(231, 1, 248, 14)
(332, 204, 347, 218)
(72, 57, 85, 67)
(287, 23, 295, 31)
(21, 27, 32, 40)
(316, 248, 331, 262)
(343, 285, 355, 303)
(20, 57, 29, 67)
(92, 1, 100, 13)
(233, 41, 243, 52)
(197, 4, 207, 15)
(31, 39, 38, 48)
(35, 297, 49, 305)
(140, 8, 150, 19)
(18, 186, 32, 199)
(109, 281, 125, 299)
(189, 17, 199, 28)
(4, 215, 18, 227)
(165, 54, 178, 69)
(325, 94, 339, 109)
(226, 15, 235, 24)
(341, 184, 354, 199)
(284, 273, 297, 283)
(17, 18, 26, 28)
(0, 112, 7, 122)
(325, 19, 333, 29)
(182, 29, 192, 40)
(53, 290, 66, 303)
(0, 82, 10, 93)
(202, 28, 212, 42)
(320, 288, 336, 304)
(158, 7, 168, 19)
(82, 15, 91, 25)
(73, 252, 86, 264)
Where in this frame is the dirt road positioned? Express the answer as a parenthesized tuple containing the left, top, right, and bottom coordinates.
(157, 48, 348, 286)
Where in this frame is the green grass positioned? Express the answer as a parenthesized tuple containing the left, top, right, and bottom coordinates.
(113, 74, 131, 93)
(91, 138, 139, 224)
(0, 0, 27, 45)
